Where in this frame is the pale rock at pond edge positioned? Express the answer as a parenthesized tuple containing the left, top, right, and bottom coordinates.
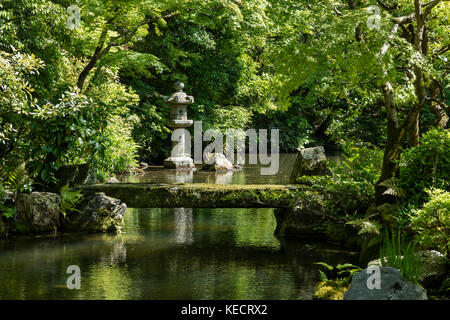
(107, 177, 120, 184)
(290, 146, 331, 183)
(15, 192, 62, 233)
(62, 192, 126, 233)
(344, 267, 428, 300)
(203, 153, 236, 172)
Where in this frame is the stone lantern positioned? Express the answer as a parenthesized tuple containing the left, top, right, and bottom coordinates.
(163, 81, 195, 169)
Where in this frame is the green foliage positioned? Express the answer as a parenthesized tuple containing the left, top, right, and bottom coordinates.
(0, 206, 17, 219)
(91, 115, 139, 181)
(380, 230, 419, 283)
(298, 175, 374, 218)
(0, 181, 16, 219)
(0, 164, 33, 193)
(410, 188, 450, 258)
(297, 146, 382, 218)
(400, 128, 450, 204)
(334, 144, 384, 186)
(346, 218, 382, 237)
(378, 177, 406, 199)
(315, 262, 362, 281)
(0, 50, 43, 169)
(59, 184, 83, 219)
(26, 90, 104, 184)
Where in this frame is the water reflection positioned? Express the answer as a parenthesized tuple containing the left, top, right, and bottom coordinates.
(168, 170, 194, 184)
(0, 207, 358, 300)
(174, 208, 193, 244)
(120, 154, 343, 185)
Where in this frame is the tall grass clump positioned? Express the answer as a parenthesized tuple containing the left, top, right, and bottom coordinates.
(380, 230, 419, 283)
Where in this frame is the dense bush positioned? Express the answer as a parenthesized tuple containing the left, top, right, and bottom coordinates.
(92, 115, 139, 182)
(410, 188, 450, 258)
(400, 128, 450, 204)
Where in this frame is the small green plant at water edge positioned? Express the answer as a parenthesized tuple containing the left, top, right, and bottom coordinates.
(313, 262, 362, 300)
(380, 230, 419, 283)
(0, 206, 16, 219)
(60, 184, 83, 219)
(0, 182, 16, 219)
(315, 262, 362, 281)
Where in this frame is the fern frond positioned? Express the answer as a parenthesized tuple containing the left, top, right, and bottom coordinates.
(378, 178, 406, 198)
(346, 218, 382, 235)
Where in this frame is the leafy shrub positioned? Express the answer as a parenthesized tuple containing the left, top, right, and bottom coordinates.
(0, 181, 16, 219)
(333, 144, 384, 185)
(297, 144, 382, 218)
(26, 90, 107, 185)
(380, 230, 419, 283)
(91, 115, 139, 182)
(0, 164, 33, 193)
(400, 128, 450, 204)
(297, 175, 374, 217)
(410, 188, 450, 258)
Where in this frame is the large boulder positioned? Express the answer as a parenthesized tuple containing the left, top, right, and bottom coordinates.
(15, 192, 61, 233)
(416, 250, 447, 288)
(290, 146, 331, 183)
(344, 267, 428, 300)
(62, 192, 127, 233)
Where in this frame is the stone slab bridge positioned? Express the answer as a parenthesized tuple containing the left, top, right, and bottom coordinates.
(75, 183, 302, 208)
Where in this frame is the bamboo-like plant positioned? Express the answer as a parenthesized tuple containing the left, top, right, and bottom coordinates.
(380, 230, 419, 283)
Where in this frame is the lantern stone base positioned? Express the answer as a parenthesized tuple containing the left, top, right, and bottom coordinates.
(164, 156, 196, 170)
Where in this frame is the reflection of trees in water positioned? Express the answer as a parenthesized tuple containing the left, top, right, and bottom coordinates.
(168, 170, 193, 184)
(0, 206, 358, 299)
(174, 208, 193, 244)
(214, 172, 233, 184)
(98, 238, 127, 265)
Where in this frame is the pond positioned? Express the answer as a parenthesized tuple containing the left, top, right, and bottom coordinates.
(0, 153, 354, 300)
(0, 207, 358, 299)
(118, 153, 343, 185)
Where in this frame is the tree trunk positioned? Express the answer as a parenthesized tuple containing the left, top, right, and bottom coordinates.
(77, 27, 109, 92)
(409, 115, 420, 147)
(375, 119, 401, 204)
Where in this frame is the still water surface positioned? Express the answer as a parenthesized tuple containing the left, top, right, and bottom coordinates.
(118, 154, 343, 185)
(0, 207, 357, 300)
(0, 153, 353, 300)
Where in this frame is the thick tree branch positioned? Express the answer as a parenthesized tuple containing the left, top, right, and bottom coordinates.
(376, 0, 398, 11)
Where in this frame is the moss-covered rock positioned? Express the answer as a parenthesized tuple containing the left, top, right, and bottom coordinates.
(15, 192, 61, 234)
(75, 183, 300, 208)
(62, 192, 126, 233)
(290, 147, 331, 183)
